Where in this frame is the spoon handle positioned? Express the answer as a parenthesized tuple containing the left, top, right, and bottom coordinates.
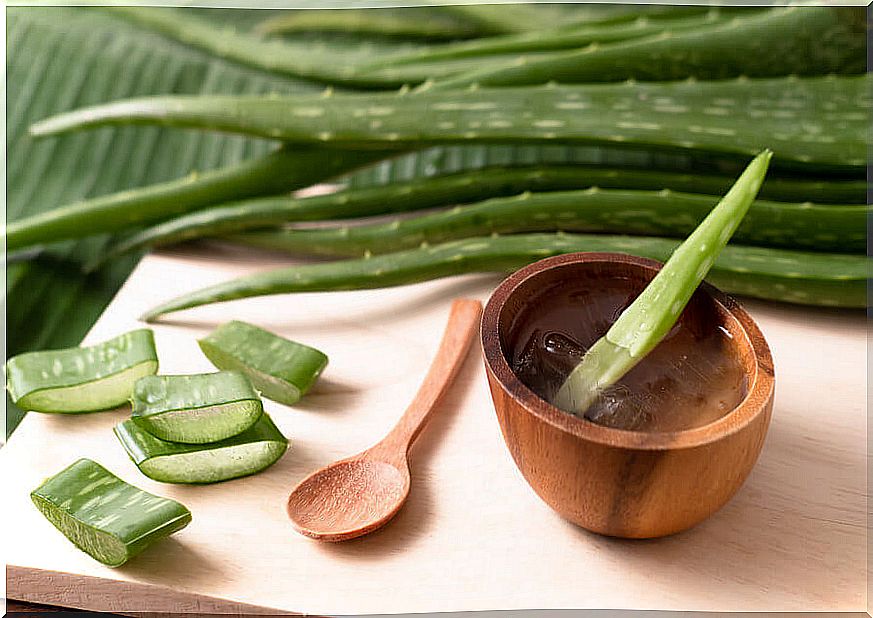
(380, 298, 482, 458)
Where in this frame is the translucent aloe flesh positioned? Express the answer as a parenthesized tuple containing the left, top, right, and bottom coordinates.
(131, 372, 262, 444)
(554, 151, 772, 417)
(31, 459, 191, 566)
(5, 329, 158, 413)
(114, 414, 288, 484)
(198, 321, 328, 406)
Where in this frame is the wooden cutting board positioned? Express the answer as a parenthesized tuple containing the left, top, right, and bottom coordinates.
(4, 244, 867, 615)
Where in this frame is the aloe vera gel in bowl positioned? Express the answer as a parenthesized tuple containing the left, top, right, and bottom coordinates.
(510, 277, 748, 432)
(516, 150, 771, 430)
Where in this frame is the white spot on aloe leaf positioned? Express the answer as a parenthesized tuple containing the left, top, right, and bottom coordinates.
(292, 107, 324, 117)
(555, 102, 589, 110)
(533, 120, 564, 128)
(616, 121, 661, 130)
(432, 102, 497, 111)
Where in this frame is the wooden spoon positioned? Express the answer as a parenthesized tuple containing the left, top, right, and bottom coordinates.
(287, 298, 483, 542)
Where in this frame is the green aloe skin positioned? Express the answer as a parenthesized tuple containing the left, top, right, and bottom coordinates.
(107, 6, 863, 89)
(228, 190, 866, 256)
(139, 231, 869, 323)
(131, 371, 263, 444)
(254, 8, 484, 41)
(94, 165, 866, 265)
(30, 75, 870, 173)
(425, 7, 865, 90)
(114, 414, 288, 484)
(199, 321, 328, 406)
(5, 146, 392, 253)
(31, 459, 191, 566)
(554, 151, 771, 416)
(364, 9, 726, 66)
(5, 329, 158, 413)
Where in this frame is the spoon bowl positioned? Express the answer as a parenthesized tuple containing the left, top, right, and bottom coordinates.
(288, 460, 410, 541)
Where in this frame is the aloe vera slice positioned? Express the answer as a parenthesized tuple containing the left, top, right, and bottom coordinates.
(198, 321, 328, 406)
(114, 413, 288, 484)
(5, 329, 158, 413)
(131, 371, 262, 444)
(554, 150, 772, 416)
(30, 459, 191, 567)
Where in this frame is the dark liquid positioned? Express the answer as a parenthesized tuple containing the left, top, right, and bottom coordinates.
(509, 278, 748, 432)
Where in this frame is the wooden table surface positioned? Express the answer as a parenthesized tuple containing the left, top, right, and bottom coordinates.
(4, 244, 868, 615)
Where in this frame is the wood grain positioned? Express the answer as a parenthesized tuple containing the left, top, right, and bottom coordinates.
(3, 244, 867, 614)
(481, 253, 774, 538)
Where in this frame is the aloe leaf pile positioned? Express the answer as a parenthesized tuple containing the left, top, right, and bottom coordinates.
(7, 5, 870, 435)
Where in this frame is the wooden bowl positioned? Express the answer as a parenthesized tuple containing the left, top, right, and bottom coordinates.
(481, 252, 774, 538)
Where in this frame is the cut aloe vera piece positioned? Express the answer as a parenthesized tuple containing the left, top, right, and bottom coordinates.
(198, 321, 328, 406)
(131, 371, 262, 444)
(554, 150, 772, 416)
(5, 329, 158, 413)
(30, 458, 191, 567)
(114, 413, 288, 484)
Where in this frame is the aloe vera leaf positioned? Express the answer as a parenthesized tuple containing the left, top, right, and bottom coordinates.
(553, 151, 771, 415)
(140, 229, 869, 324)
(30, 459, 191, 566)
(428, 7, 866, 90)
(198, 321, 327, 406)
(105, 7, 426, 89)
(131, 371, 263, 444)
(5, 329, 158, 413)
(437, 3, 671, 35)
(364, 10, 730, 68)
(228, 190, 867, 256)
(255, 8, 483, 41)
(96, 164, 864, 266)
(32, 75, 869, 173)
(114, 413, 288, 484)
(109, 5, 491, 88)
(5, 146, 390, 253)
(356, 12, 742, 84)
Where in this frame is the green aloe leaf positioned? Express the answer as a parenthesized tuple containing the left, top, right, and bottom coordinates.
(4, 7, 318, 437)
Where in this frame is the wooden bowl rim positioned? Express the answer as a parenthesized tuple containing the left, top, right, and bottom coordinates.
(481, 252, 775, 451)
